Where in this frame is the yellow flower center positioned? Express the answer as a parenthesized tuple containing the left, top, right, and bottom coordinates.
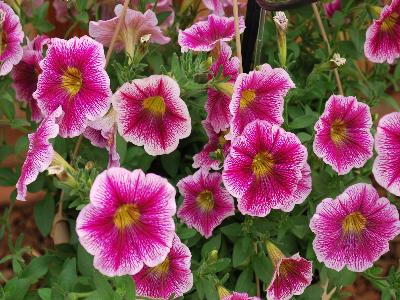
(342, 211, 367, 234)
(278, 259, 296, 276)
(113, 204, 140, 230)
(61, 67, 83, 97)
(149, 257, 170, 278)
(381, 12, 399, 32)
(252, 152, 274, 178)
(142, 96, 166, 115)
(330, 119, 347, 144)
(196, 190, 214, 212)
(240, 89, 256, 109)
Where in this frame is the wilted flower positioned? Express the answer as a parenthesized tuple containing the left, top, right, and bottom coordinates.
(177, 169, 235, 238)
(310, 183, 400, 271)
(223, 120, 308, 217)
(33, 36, 112, 138)
(364, 0, 400, 63)
(313, 95, 373, 175)
(192, 121, 231, 171)
(112, 74, 191, 156)
(373, 112, 400, 196)
(265, 241, 313, 300)
(0, 1, 23, 76)
(273, 11, 288, 32)
(89, 4, 170, 57)
(330, 53, 346, 67)
(323, 0, 341, 18)
(76, 167, 176, 276)
(11, 35, 49, 122)
(16, 107, 62, 201)
(133, 234, 193, 299)
(229, 64, 295, 138)
(178, 14, 245, 53)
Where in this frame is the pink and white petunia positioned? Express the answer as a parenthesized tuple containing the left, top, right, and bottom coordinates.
(202, 0, 247, 16)
(33, 36, 112, 138)
(323, 0, 341, 18)
(76, 167, 176, 277)
(265, 242, 313, 300)
(313, 95, 373, 175)
(89, 4, 170, 56)
(373, 112, 400, 196)
(178, 14, 245, 53)
(11, 35, 49, 122)
(177, 169, 235, 238)
(206, 41, 240, 132)
(128, 0, 175, 28)
(310, 183, 400, 272)
(192, 121, 231, 171)
(222, 292, 261, 300)
(222, 120, 308, 217)
(16, 107, 62, 201)
(112, 74, 191, 156)
(132, 234, 193, 299)
(229, 63, 295, 138)
(364, 0, 400, 64)
(0, 1, 24, 76)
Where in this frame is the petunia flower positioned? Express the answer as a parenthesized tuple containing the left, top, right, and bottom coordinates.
(265, 241, 313, 300)
(364, 0, 400, 64)
(76, 167, 176, 277)
(128, 0, 175, 28)
(310, 183, 400, 272)
(11, 35, 49, 122)
(222, 292, 260, 300)
(33, 36, 112, 138)
(206, 41, 240, 132)
(178, 14, 245, 53)
(89, 4, 170, 57)
(313, 95, 373, 175)
(222, 120, 308, 217)
(202, 0, 247, 17)
(177, 169, 235, 238)
(323, 0, 341, 18)
(373, 112, 400, 196)
(16, 107, 62, 201)
(133, 234, 193, 299)
(192, 121, 231, 171)
(229, 63, 295, 138)
(112, 74, 191, 156)
(0, 1, 24, 76)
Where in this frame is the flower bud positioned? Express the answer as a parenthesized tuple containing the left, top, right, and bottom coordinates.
(273, 11, 288, 67)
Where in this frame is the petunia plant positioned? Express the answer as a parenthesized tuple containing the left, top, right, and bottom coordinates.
(1, 0, 400, 300)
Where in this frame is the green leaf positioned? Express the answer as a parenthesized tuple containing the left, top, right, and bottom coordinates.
(220, 223, 242, 241)
(114, 275, 136, 300)
(75, 11, 89, 23)
(201, 234, 221, 258)
(93, 272, 114, 300)
(161, 150, 181, 178)
(234, 267, 254, 293)
(14, 135, 29, 154)
(59, 258, 77, 291)
(202, 258, 231, 274)
(77, 245, 94, 277)
(232, 237, 252, 267)
(34, 194, 55, 236)
(252, 251, 273, 283)
(75, 0, 88, 11)
(0, 168, 18, 186)
(116, 134, 128, 164)
(0, 96, 15, 120)
(21, 256, 50, 284)
(37, 288, 51, 300)
(3, 278, 30, 300)
(290, 114, 318, 129)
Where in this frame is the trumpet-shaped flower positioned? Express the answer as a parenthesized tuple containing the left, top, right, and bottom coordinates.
(229, 64, 295, 137)
(76, 167, 176, 277)
(16, 107, 62, 201)
(0, 1, 24, 76)
(222, 120, 308, 217)
(177, 169, 234, 238)
(364, 0, 400, 63)
(33, 36, 112, 138)
(178, 14, 245, 53)
(112, 75, 191, 156)
(323, 0, 341, 18)
(313, 95, 373, 175)
(310, 183, 400, 272)
(133, 234, 193, 299)
(373, 112, 400, 196)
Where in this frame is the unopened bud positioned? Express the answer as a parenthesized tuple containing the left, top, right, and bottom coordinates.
(217, 285, 230, 299)
(215, 82, 234, 97)
(85, 161, 95, 171)
(273, 11, 288, 32)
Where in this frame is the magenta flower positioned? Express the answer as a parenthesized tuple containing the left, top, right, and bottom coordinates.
(229, 64, 295, 137)
(16, 107, 62, 201)
(222, 120, 308, 217)
(313, 95, 373, 175)
(373, 112, 400, 196)
(266, 242, 313, 300)
(222, 292, 260, 300)
(89, 4, 170, 56)
(33, 36, 112, 138)
(177, 169, 234, 238)
(364, 0, 400, 63)
(112, 75, 191, 156)
(11, 35, 49, 122)
(178, 14, 245, 53)
(133, 234, 193, 299)
(76, 167, 176, 277)
(323, 0, 341, 18)
(310, 183, 400, 272)
(203, 0, 225, 15)
(0, 1, 24, 76)
(129, 0, 175, 28)
(192, 121, 231, 171)
(206, 42, 240, 132)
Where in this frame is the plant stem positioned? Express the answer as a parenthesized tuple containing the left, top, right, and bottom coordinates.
(253, 242, 261, 297)
(254, 8, 267, 67)
(233, 0, 243, 73)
